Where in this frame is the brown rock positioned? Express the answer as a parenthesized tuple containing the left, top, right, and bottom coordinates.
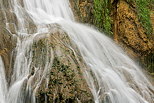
(0, 26, 16, 83)
(113, 0, 153, 58)
(69, 0, 94, 23)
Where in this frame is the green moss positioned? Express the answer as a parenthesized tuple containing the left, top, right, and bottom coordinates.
(144, 53, 154, 73)
(93, 0, 112, 36)
(50, 57, 76, 85)
(146, 0, 154, 9)
(136, 0, 154, 73)
(136, 0, 153, 35)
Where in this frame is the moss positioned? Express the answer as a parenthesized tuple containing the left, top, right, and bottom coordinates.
(93, 0, 112, 36)
(46, 57, 77, 102)
(143, 53, 154, 73)
(135, 0, 153, 73)
(136, 0, 153, 35)
(51, 57, 76, 83)
(149, 0, 154, 9)
(35, 57, 93, 103)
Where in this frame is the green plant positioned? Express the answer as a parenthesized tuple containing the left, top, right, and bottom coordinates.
(136, 0, 153, 35)
(144, 53, 154, 73)
(93, 0, 112, 36)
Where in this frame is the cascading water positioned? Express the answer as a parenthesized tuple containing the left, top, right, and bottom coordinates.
(0, 0, 153, 103)
(0, 56, 7, 103)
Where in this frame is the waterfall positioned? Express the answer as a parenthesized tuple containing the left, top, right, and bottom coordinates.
(0, 0, 153, 103)
(0, 56, 7, 103)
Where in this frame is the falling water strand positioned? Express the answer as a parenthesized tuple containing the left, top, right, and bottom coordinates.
(0, 56, 7, 103)
(0, 0, 153, 103)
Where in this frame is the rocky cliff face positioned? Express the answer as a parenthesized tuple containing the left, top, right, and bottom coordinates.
(33, 29, 93, 103)
(115, 1, 153, 57)
(0, 0, 153, 102)
(0, 0, 17, 83)
(0, 0, 93, 102)
(70, 0, 154, 73)
(69, 0, 94, 24)
(115, 0, 154, 74)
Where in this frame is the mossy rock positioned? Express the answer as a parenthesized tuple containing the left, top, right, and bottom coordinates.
(28, 28, 93, 103)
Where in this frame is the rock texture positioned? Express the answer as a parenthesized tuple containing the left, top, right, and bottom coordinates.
(0, 0, 153, 103)
(70, 0, 154, 73)
(69, 0, 94, 24)
(0, 0, 93, 102)
(115, 0, 153, 57)
(113, 0, 154, 74)
(32, 29, 93, 103)
(0, 0, 17, 83)
(0, 26, 16, 83)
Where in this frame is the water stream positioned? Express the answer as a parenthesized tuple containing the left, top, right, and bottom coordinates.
(0, 0, 153, 103)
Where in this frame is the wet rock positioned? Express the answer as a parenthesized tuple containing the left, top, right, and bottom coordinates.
(32, 28, 93, 103)
(69, 0, 94, 24)
(0, 8, 18, 34)
(70, 0, 154, 73)
(0, 26, 16, 83)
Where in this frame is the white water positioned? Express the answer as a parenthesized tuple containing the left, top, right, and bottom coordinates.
(0, 56, 7, 103)
(0, 0, 153, 103)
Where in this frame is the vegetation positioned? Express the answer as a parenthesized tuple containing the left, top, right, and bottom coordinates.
(136, 0, 153, 35)
(144, 54, 154, 74)
(93, 0, 112, 36)
(136, 0, 154, 73)
(123, 0, 154, 73)
(125, 0, 153, 35)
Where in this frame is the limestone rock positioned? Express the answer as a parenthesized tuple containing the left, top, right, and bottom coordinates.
(69, 0, 94, 24)
(30, 28, 93, 103)
(70, 0, 154, 73)
(115, 0, 153, 57)
(0, 26, 16, 83)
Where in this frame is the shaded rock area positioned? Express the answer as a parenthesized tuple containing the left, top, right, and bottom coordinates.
(31, 28, 93, 103)
(69, 0, 94, 24)
(70, 0, 113, 35)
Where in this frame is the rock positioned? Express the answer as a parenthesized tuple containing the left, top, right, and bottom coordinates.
(69, 0, 94, 24)
(0, 26, 16, 83)
(0, 8, 18, 34)
(28, 27, 94, 103)
(70, 0, 154, 73)
(114, 0, 153, 58)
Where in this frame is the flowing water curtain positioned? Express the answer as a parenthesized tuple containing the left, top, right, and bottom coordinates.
(8, 0, 154, 103)
(1, 0, 54, 103)
(5, 34, 54, 103)
(0, 0, 153, 103)
(0, 56, 7, 103)
(10, 0, 154, 102)
(59, 21, 154, 103)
